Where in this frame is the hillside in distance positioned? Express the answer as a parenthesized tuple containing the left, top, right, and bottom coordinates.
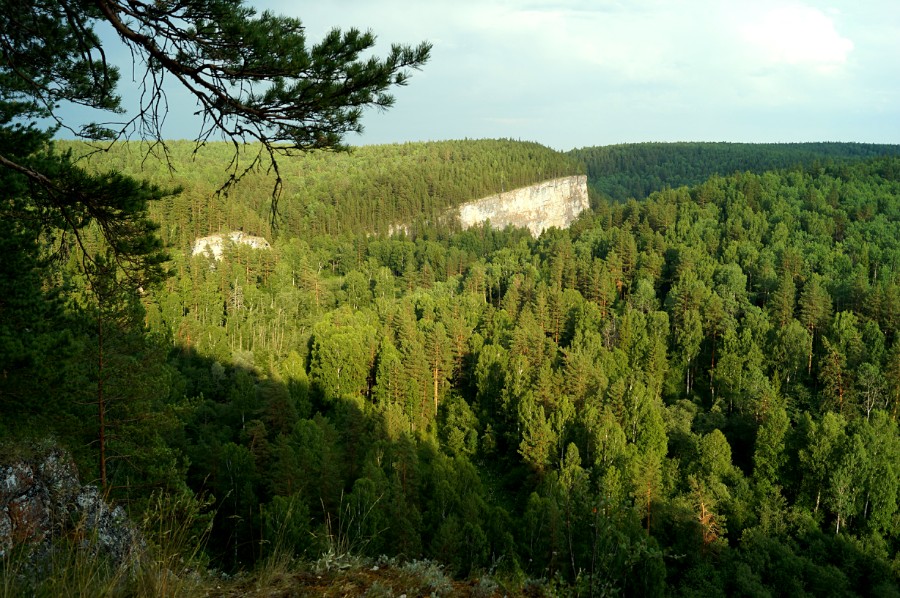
(569, 141, 900, 201)
(65, 139, 583, 248)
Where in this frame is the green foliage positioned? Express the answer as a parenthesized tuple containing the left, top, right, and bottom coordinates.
(261, 494, 314, 559)
(439, 394, 479, 458)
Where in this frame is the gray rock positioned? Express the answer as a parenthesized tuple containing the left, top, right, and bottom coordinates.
(0, 446, 143, 565)
(0, 509, 11, 555)
(0, 463, 34, 504)
(75, 486, 143, 563)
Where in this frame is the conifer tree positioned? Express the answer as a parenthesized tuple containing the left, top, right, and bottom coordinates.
(799, 275, 833, 373)
(2, 0, 430, 197)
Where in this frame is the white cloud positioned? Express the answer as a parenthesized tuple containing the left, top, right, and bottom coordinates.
(741, 5, 854, 72)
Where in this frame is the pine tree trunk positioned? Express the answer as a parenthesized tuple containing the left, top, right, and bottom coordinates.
(433, 366, 439, 413)
(646, 482, 652, 534)
(808, 330, 814, 375)
(97, 311, 107, 492)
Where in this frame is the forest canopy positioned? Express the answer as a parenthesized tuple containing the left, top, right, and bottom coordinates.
(5, 142, 900, 594)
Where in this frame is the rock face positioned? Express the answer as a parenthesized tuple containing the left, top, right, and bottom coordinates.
(457, 175, 589, 236)
(0, 447, 142, 563)
(192, 230, 271, 260)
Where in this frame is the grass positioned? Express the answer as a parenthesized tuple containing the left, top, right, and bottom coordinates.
(0, 490, 213, 598)
(2, 486, 539, 597)
(208, 555, 520, 597)
(3, 540, 534, 597)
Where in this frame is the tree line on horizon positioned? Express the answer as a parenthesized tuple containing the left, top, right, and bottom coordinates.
(570, 141, 900, 203)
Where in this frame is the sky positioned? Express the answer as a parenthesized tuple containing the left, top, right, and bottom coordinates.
(274, 0, 900, 150)
(72, 0, 900, 151)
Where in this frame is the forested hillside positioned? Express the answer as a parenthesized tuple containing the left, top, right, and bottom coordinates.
(5, 149, 900, 595)
(570, 141, 900, 202)
(64, 138, 583, 246)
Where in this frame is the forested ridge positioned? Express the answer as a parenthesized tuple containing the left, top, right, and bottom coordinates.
(570, 141, 900, 202)
(4, 144, 900, 595)
(63, 138, 583, 245)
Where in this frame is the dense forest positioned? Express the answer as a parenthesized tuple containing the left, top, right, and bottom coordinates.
(570, 141, 900, 202)
(3, 138, 900, 595)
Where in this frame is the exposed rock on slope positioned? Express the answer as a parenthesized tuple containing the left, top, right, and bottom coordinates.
(457, 175, 589, 236)
(192, 231, 271, 260)
(0, 447, 142, 563)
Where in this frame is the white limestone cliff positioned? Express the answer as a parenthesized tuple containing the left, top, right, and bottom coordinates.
(457, 175, 589, 236)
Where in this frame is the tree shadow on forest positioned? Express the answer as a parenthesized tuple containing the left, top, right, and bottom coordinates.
(169, 344, 512, 576)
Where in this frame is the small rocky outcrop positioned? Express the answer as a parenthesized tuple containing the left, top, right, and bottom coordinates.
(192, 230, 272, 261)
(0, 447, 143, 564)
